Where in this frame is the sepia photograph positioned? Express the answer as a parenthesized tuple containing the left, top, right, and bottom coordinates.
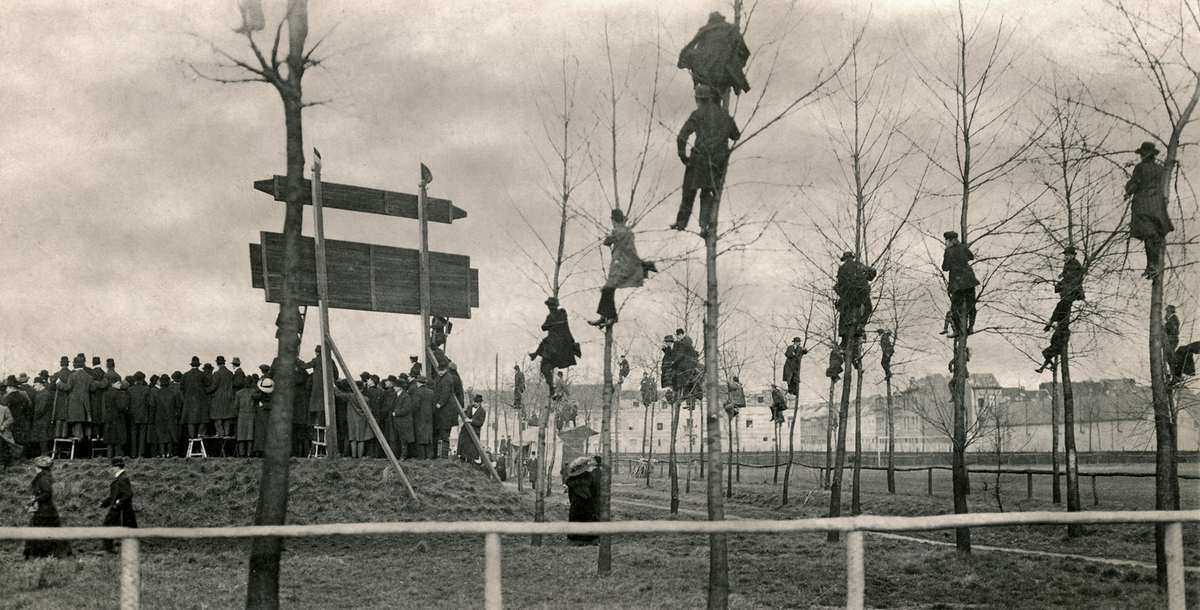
(0, 1, 1198, 608)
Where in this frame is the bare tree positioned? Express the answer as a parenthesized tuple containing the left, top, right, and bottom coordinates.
(188, 3, 326, 606)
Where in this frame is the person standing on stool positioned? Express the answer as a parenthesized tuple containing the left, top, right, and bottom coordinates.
(100, 458, 137, 554)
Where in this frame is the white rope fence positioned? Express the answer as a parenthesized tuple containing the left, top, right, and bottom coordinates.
(2, 510, 1195, 610)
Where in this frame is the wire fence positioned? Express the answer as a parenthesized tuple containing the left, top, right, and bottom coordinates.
(1, 510, 1196, 610)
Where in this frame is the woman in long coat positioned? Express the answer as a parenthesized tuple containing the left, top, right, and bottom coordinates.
(565, 457, 598, 545)
(24, 456, 72, 559)
(590, 209, 654, 327)
(456, 396, 486, 462)
(234, 385, 256, 456)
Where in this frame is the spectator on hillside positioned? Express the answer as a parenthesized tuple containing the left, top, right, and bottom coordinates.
(24, 456, 72, 559)
(100, 458, 137, 554)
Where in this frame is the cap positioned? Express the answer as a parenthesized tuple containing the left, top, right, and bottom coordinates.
(1136, 141, 1159, 156)
(943, 230, 959, 240)
(840, 251, 855, 261)
(544, 296, 559, 307)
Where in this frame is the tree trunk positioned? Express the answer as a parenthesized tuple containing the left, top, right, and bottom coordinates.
(950, 313, 972, 553)
(598, 326, 613, 575)
(1060, 329, 1083, 538)
(646, 401, 655, 488)
(703, 224, 727, 608)
(1051, 363, 1061, 504)
(827, 336, 855, 543)
(783, 367, 803, 504)
(851, 364, 864, 515)
(245, 9, 308, 600)
(1151, 261, 1180, 589)
(735, 418, 741, 483)
(685, 410, 694, 494)
(532, 400, 549, 545)
(824, 378, 836, 489)
(669, 398, 680, 514)
(641, 400, 649, 459)
(726, 414, 734, 498)
(885, 374, 895, 494)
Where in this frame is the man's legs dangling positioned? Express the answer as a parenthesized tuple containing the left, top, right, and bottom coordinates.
(593, 287, 617, 326)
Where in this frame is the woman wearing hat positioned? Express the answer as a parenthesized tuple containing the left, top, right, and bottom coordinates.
(24, 456, 72, 559)
(252, 376, 274, 456)
(1125, 141, 1174, 278)
(565, 456, 599, 545)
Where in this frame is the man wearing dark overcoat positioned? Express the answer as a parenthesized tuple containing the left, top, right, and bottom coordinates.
(1045, 246, 1086, 331)
(677, 11, 751, 96)
(660, 335, 676, 395)
(126, 372, 152, 458)
(57, 354, 104, 439)
(671, 329, 703, 408)
(433, 363, 463, 458)
(410, 376, 436, 459)
(101, 373, 130, 457)
(531, 297, 580, 395)
(835, 252, 877, 340)
(180, 357, 209, 438)
(100, 458, 137, 554)
(640, 371, 658, 408)
(782, 337, 808, 395)
(457, 395, 486, 463)
(672, 84, 741, 236)
(512, 365, 525, 413)
(1125, 141, 1174, 278)
(942, 231, 979, 338)
(50, 356, 71, 439)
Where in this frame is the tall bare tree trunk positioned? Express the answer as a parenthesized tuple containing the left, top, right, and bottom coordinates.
(1060, 329, 1083, 537)
(783, 363, 804, 504)
(1050, 363, 1061, 504)
(246, 5, 309, 607)
(598, 326, 614, 574)
(851, 364, 864, 515)
(950, 315, 972, 553)
(1151, 258, 1180, 589)
(885, 374, 895, 494)
(824, 378, 836, 489)
(669, 398, 680, 514)
(827, 336, 855, 543)
(646, 401, 655, 488)
(532, 400, 549, 546)
(726, 414, 735, 498)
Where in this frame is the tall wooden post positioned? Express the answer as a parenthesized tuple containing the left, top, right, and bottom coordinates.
(418, 165, 432, 381)
(493, 354, 500, 454)
(311, 150, 338, 456)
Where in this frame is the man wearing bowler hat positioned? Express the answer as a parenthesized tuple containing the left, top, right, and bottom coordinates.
(1125, 141, 1174, 279)
(100, 458, 137, 554)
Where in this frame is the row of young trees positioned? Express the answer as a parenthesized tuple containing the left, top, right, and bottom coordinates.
(189, 0, 1199, 606)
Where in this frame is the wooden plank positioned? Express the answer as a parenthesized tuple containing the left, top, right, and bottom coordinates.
(251, 232, 478, 318)
(254, 176, 467, 223)
(249, 243, 264, 290)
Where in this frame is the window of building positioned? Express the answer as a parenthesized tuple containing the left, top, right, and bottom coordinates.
(745, 419, 753, 428)
(656, 422, 663, 431)
(763, 437, 769, 442)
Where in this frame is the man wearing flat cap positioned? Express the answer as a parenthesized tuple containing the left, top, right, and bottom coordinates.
(1044, 246, 1086, 332)
(835, 251, 877, 341)
(1125, 141, 1174, 279)
(942, 231, 979, 338)
(783, 337, 809, 396)
(100, 458, 137, 553)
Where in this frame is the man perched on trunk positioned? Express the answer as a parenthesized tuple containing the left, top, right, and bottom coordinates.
(942, 231, 979, 338)
(1165, 305, 1181, 362)
(782, 337, 808, 395)
(618, 355, 631, 385)
(512, 365, 525, 413)
(825, 344, 844, 383)
(835, 252, 877, 341)
(640, 371, 658, 408)
(671, 329, 703, 410)
(677, 11, 751, 97)
(589, 209, 656, 328)
(1044, 246, 1086, 331)
(1125, 141, 1174, 279)
(672, 84, 741, 237)
(877, 329, 895, 380)
(724, 376, 746, 419)
(530, 297, 580, 398)
(769, 384, 787, 424)
(660, 336, 676, 397)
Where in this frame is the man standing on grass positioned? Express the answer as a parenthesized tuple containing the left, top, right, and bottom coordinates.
(100, 458, 137, 554)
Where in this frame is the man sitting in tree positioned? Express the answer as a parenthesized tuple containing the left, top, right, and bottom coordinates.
(834, 251, 876, 341)
(825, 344, 844, 383)
(672, 84, 741, 237)
(782, 337, 808, 396)
(677, 11, 751, 97)
(877, 329, 895, 380)
(529, 297, 580, 399)
(769, 384, 787, 424)
(1125, 141, 1174, 279)
(1044, 246, 1086, 331)
(942, 231, 979, 338)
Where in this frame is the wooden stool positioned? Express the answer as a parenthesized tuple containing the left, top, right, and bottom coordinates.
(309, 426, 327, 458)
(52, 438, 76, 460)
(186, 438, 208, 459)
(91, 441, 109, 459)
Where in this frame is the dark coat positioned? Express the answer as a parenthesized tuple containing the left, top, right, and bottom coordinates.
(305, 356, 339, 414)
(292, 368, 310, 427)
(539, 308, 580, 369)
(153, 383, 182, 443)
(783, 344, 807, 389)
(457, 404, 486, 461)
(180, 368, 209, 424)
(57, 368, 103, 424)
(566, 470, 598, 542)
(88, 368, 106, 424)
(433, 374, 461, 431)
(640, 375, 658, 405)
(235, 388, 256, 441)
(411, 385, 436, 444)
(232, 368, 248, 391)
(25, 469, 70, 558)
(128, 382, 152, 425)
(50, 367, 71, 423)
(252, 389, 272, 452)
(677, 18, 751, 94)
(4, 390, 32, 444)
(101, 472, 137, 528)
(208, 366, 236, 420)
(726, 381, 746, 408)
(660, 347, 674, 390)
(1058, 257, 1085, 302)
(389, 390, 415, 444)
(31, 389, 53, 443)
(671, 337, 703, 399)
(942, 243, 979, 293)
(678, 105, 740, 192)
(1125, 158, 1173, 240)
(102, 387, 130, 446)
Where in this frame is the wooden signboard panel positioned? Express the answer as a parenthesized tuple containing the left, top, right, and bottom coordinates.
(249, 233, 478, 318)
(254, 176, 467, 224)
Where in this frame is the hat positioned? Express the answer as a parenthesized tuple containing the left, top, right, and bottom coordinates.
(216, 356, 226, 365)
(1063, 246, 1077, 255)
(106, 358, 115, 367)
(567, 456, 595, 477)
(792, 337, 801, 342)
(544, 296, 559, 307)
(370, 374, 380, 384)
(231, 357, 241, 366)
(203, 363, 213, 371)
(611, 208, 625, 223)
(172, 371, 183, 382)
(258, 378, 275, 394)
(33, 456, 53, 469)
(16, 373, 28, 384)
(664, 335, 675, 343)
(1136, 141, 1159, 156)
(473, 394, 484, 402)
(60, 356, 69, 366)
(840, 251, 855, 261)
(694, 83, 718, 100)
(410, 355, 419, 362)
(38, 369, 49, 378)
(708, 11, 725, 23)
(110, 458, 126, 468)
(190, 356, 200, 367)
(360, 371, 371, 381)
(92, 356, 101, 366)
(134, 371, 146, 381)
(943, 230, 959, 240)
(159, 373, 171, 385)
(1167, 304, 1176, 311)
(2, 375, 18, 388)
(259, 364, 271, 373)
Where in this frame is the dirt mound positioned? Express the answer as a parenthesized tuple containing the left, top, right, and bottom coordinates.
(0, 458, 524, 530)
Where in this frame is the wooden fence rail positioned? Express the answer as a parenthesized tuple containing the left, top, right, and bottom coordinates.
(2, 510, 1195, 610)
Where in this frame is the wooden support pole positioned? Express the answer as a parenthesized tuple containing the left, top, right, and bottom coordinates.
(312, 150, 338, 456)
(418, 166, 432, 381)
(1166, 521, 1185, 610)
(484, 533, 503, 610)
(428, 348, 503, 484)
(846, 530, 865, 610)
(120, 537, 140, 610)
(1027, 472, 1033, 499)
(327, 337, 418, 501)
(494, 353, 500, 454)
(1091, 475, 1099, 506)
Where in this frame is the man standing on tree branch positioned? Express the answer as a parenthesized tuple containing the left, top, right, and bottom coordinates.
(942, 231, 978, 338)
(1125, 141, 1174, 279)
(672, 84, 740, 238)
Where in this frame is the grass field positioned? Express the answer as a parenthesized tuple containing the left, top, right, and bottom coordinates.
(1, 458, 1196, 609)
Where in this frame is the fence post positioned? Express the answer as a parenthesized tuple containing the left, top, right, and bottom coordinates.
(1166, 522, 1185, 610)
(1026, 472, 1033, 499)
(1091, 475, 1099, 506)
(119, 537, 140, 610)
(846, 530, 864, 610)
(927, 468, 933, 496)
(485, 533, 503, 610)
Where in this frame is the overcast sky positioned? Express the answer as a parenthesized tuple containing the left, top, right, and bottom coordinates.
(1, 1, 1196, 400)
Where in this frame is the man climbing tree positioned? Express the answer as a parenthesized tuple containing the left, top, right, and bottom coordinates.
(1044, 246, 1085, 331)
(677, 11, 751, 97)
(834, 251, 876, 341)
(1125, 142, 1174, 279)
(530, 297, 580, 396)
(671, 84, 741, 237)
(877, 329, 895, 380)
(942, 231, 978, 338)
(782, 337, 808, 396)
(589, 209, 655, 327)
